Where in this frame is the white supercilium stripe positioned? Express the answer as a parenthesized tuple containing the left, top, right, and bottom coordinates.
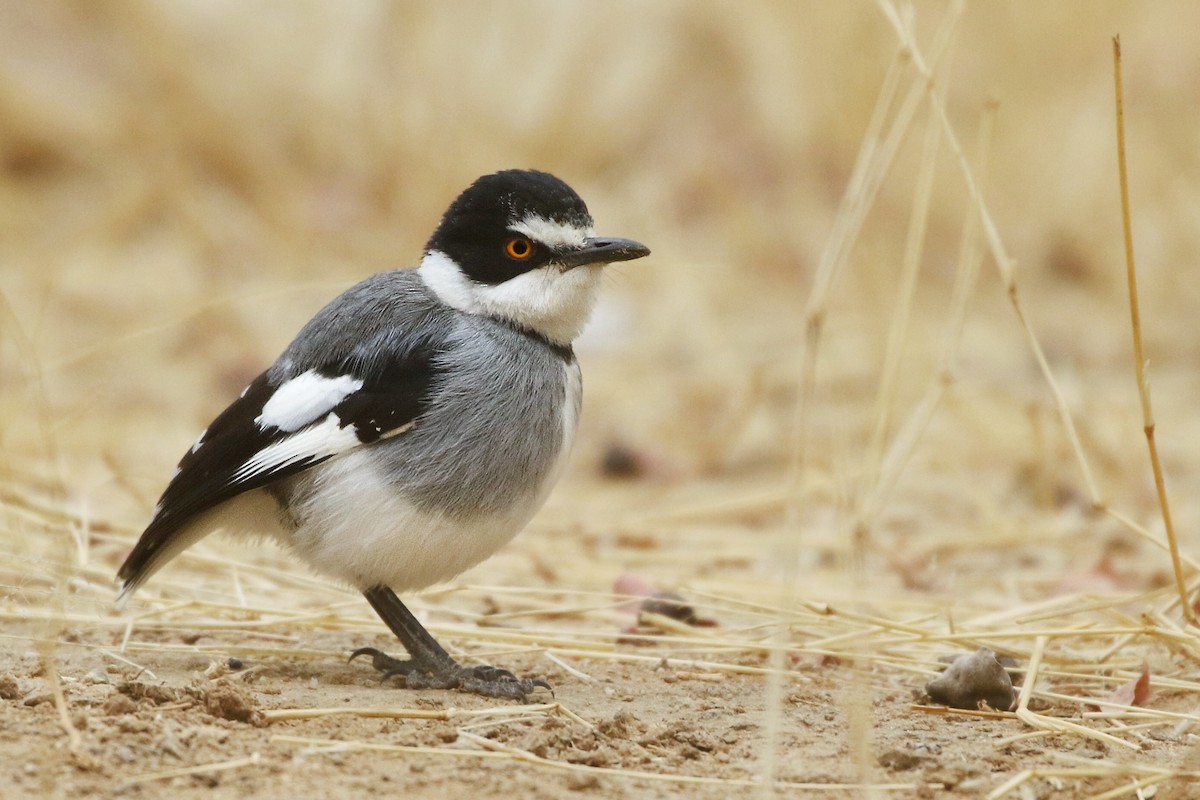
(508, 214, 592, 249)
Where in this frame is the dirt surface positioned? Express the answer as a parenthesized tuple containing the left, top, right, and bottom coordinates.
(0, 620, 1197, 799)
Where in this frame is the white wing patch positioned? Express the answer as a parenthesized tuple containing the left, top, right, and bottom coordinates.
(234, 413, 360, 482)
(256, 370, 364, 432)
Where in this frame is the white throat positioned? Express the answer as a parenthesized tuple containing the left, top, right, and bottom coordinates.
(418, 250, 603, 345)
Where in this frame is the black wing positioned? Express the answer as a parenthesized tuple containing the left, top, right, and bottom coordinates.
(117, 339, 440, 597)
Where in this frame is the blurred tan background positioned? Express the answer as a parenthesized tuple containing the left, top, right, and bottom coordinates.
(3, 0, 1200, 600)
(6, 4, 1200, 795)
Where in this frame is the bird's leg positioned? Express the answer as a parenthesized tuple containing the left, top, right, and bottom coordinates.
(349, 585, 551, 701)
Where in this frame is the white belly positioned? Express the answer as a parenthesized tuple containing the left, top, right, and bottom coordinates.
(281, 359, 582, 592)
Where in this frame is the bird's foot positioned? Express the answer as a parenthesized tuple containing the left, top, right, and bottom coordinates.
(349, 647, 552, 702)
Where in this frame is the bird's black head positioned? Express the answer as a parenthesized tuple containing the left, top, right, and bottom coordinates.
(419, 169, 649, 345)
(425, 169, 646, 285)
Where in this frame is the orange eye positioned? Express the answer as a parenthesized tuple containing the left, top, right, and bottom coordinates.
(504, 236, 535, 260)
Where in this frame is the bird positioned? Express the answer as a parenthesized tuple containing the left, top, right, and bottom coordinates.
(116, 169, 650, 700)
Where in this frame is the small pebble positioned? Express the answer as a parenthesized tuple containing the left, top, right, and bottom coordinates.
(84, 667, 111, 685)
(0, 675, 20, 700)
(639, 592, 697, 624)
(600, 442, 644, 478)
(925, 647, 1016, 711)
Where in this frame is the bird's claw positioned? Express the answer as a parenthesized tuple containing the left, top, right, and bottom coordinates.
(351, 647, 553, 701)
(349, 646, 416, 674)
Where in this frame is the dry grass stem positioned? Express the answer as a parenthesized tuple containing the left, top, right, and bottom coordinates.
(118, 753, 263, 790)
(260, 701, 581, 724)
(1111, 35, 1194, 625)
(878, 0, 1107, 513)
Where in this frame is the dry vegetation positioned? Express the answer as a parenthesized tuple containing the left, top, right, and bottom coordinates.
(3, 2, 1200, 798)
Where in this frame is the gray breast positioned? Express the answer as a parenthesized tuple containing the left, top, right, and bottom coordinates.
(375, 317, 570, 517)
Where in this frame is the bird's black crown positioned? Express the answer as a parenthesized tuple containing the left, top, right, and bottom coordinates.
(426, 170, 594, 286)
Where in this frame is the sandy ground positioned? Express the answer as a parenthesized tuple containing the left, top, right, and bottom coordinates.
(3, 624, 1196, 800)
(4, 442, 1200, 800)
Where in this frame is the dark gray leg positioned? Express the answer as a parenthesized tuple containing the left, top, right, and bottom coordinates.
(349, 586, 551, 702)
